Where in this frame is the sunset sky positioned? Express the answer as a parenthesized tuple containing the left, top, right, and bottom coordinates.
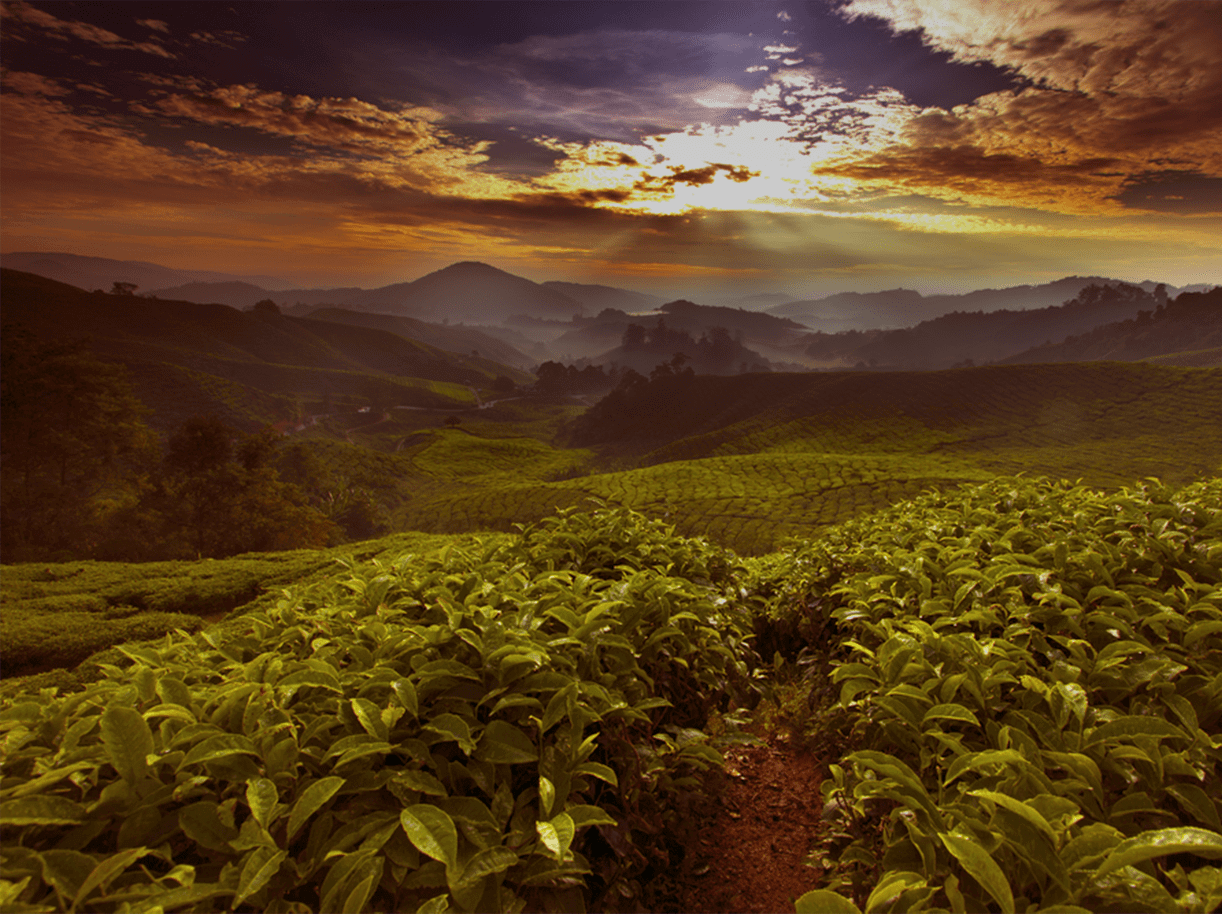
(2, 0, 1220, 297)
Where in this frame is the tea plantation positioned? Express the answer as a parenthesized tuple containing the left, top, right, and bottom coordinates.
(2, 478, 1221, 912)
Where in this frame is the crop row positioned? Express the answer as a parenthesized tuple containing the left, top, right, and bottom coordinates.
(0, 509, 758, 913)
(760, 477, 1222, 912)
(399, 452, 986, 554)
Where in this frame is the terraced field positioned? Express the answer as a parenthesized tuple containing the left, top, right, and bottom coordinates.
(380, 363, 1222, 554)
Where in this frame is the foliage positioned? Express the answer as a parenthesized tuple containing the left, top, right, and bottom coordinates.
(0, 508, 760, 913)
(146, 417, 336, 559)
(1, 327, 157, 561)
(0, 534, 473, 687)
(765, 477, 1222, 912)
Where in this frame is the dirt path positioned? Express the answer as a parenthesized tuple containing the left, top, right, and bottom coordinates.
(674, 733, 828, 913)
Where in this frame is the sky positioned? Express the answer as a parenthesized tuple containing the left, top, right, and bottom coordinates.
(2, 0, 1221, 297)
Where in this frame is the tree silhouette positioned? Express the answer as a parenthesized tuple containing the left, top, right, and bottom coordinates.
(1, 327, 154, 559)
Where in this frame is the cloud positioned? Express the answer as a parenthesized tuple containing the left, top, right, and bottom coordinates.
(2, 69, 70, 97)
(137, 19, 169, 34)
(1113, 170, 1222, 215)
(375, 27, 763, 141)
(3, 1, 176, 58)
(830, 0, 1222, 202)
(636, 163, 758, 193)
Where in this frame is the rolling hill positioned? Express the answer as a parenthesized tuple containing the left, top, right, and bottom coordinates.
(1004, 286, 1222, 365)
(0, 269, 531, 429)
(798, 281, 1170, 370)
(149, 261, 586, 324)
(1, 251, 292, 294)
(771, 275, 1204, 332)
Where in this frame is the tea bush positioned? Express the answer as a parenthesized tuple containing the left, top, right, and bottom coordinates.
(0, 509, 759, 913)
(770, 478, 1222, 912)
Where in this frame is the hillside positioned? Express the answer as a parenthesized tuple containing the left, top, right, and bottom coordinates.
(0, 269, 528, 428)
(542, 280, 662, 312)
(798, 282, 1165, 370)
(303, 307, 535, 370)
(549, 299, 807, 370)
(341, 261, 582, 322)
(771, 275, 1197, 332)
(365, 361, 1222, 555)
(1005, 286, 1222, 365)
(0, 251, 291, 294)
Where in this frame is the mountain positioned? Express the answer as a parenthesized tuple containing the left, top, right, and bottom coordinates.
(771, 276, 1196, 332)
(717, 291, 797, 310)
(342, 262, 582, 323)
(0, 269, 531, 430)
(1003, 286, 1222, 366)
(150, 281, 283, 308)
(304, 307, 535, 370)
(1, 251, 291, 295)
(797, 282, 1167, 370)
(542, 281, 662, 313)
(548, 298, 809, 365)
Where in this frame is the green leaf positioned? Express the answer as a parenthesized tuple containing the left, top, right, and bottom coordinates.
(454, 846, 518, 889)
(233, 846, 287, 908)
(401, 805, 459, 870)
(968, 789, 1058, 846)
(1166, 783, 1222, 830)
(286, 776, 346, 843)
(179, 801, 240, 851)
(100, 706, 153, 785)
(795, 889, 862, 914)
(1093, 826, 1222, 879)
(567, 805, 618, 829)
(849, 751, 945, 831)
(180, 734, 259, 767)
(392, 679, 419, 718)
(922, 703, 981, 727)
(69, 847, 146, 912)
(246, 778, 279, 830)
(536, 812, 575, 860)
(39, 849, 95, 901)
(423, 713, 476, 755)
(342, 863, 383, 914)
(351, 698, 388, 741)
(277, 668, 342, 691)
(944, 749, 1027, 785)
(940, 832, 1013, 913)
(540, 684, 577, 734)
(1086, 716, 1188, 745)
(539, 777, 556, 819)
(0, 796, 88, 826)
(476, 720, 538, 764)
(573, 761, 618, 786)
(416, 893, 451, 913)
(393, 770, 448, 798)
(866, 871, 926, 913)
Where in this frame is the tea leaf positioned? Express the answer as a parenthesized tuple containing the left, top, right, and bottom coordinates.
(401, 805, 459, 870)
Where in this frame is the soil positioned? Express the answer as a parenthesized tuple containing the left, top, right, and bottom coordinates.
(671, 732, 829, 913)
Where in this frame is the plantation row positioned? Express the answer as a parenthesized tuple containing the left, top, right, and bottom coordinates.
(2, 477, 1221, 912)
(772, 478, 1222, 912)
(399, 451, 985, 555)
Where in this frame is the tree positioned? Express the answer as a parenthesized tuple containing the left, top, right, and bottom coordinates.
(110, 281, 138, 296)
(1, 327, 155, 559)
(155, 416, 335, 557)
(252, 298, 281, 315)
